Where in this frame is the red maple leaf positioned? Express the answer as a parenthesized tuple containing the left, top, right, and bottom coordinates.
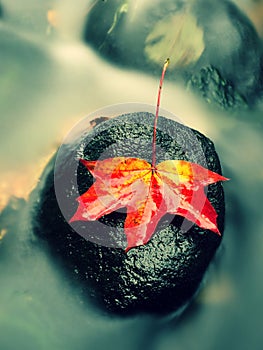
(69, 59, 228, 251)
(70, 157, 228, 252)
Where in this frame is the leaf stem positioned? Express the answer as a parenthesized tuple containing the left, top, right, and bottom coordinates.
(152, 58, 170, 169)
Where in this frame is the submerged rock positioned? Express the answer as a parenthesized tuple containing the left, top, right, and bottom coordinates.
(31, 112, 225, 315)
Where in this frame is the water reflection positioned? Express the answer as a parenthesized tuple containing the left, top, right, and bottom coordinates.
(0, 1, 263, 349)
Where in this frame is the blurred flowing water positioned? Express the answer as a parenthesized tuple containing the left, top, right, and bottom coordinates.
(0, 1, 263, 349)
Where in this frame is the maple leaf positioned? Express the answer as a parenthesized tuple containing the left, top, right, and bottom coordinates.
(70, 157, 228, 252)
(69, 59, 228, 252)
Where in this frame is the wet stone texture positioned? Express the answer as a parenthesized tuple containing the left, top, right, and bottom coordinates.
(32, 112, 225, 315)
(187, 66, 247, 110)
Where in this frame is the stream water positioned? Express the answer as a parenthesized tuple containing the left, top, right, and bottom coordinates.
(0, 1, 263, 349)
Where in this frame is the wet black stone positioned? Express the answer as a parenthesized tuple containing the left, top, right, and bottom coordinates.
(187, 66, 247, 110)
(31, 112, 225, 315)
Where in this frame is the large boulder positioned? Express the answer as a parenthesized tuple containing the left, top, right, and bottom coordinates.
(83, 0, 263, 106)
(31, 112, 225, 315)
